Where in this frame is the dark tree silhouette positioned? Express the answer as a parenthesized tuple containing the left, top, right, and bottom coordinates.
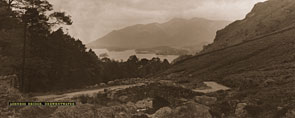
(1, 0, 172, 92)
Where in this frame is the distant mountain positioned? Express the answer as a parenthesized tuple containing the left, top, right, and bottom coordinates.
(88, 18, 230, 51)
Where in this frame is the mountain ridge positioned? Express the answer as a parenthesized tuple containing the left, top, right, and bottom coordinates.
(88, 17, 230, 51)
(202, 0, 295, 53)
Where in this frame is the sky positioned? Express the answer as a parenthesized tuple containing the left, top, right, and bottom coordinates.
(48, 0, 267, 43)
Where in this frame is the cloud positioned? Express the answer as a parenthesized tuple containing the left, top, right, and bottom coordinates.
(48, 0, 266, 43)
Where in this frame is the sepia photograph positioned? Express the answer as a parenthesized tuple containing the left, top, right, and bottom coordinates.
(1, 0, 295, 117)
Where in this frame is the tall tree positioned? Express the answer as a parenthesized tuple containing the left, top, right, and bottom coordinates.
(12, 0, 72, 92)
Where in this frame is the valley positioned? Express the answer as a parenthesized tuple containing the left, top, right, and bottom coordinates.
(88, 17, 229, 52)
(2, 0, 295, 118)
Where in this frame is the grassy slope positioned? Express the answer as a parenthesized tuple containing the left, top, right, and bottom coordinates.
(160, 26, 295, 117)
(163, 27, 295, 83)
(203, 0, 295, 53)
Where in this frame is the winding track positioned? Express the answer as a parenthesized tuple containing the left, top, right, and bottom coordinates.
(193, 81, 230, 93)
(34, 83, 145, 101)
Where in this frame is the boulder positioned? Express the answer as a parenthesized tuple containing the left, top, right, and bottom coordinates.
(115, 112, 129, 118)
(103, 88, 110, 93)
(126, 102, 135, 107)
(172, 102, 212, 118)
(235, 103, 248, 118)
(152, 107, 172, 118)
(3, 76, 8, 79)
(94, 104, 137, 118)
(107, 91, 117, 100)
(132, 114, 149, 118)
(118, 96, 129, 103)
(135, 98, 153, 109)
(122, 80, 131, 85)
(153, 96, 170, 111)
(285, 109, 295, 118)
(178, 98, 188, 103)
(94, 84, 99, 87)
(107, 81, 115, 85)
(99, 83, 106, 87)
(194, 96, 217, 105)
(52, 104, 95, 118)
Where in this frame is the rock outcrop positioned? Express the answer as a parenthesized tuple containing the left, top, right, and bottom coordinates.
(203, 0, 295, 53)
(152, 107, 173, 118)
(150, 101, 212, 118)
(161, 0, 295, 117)
(135, 98, 153, 109)
(172, 102, 212, 118)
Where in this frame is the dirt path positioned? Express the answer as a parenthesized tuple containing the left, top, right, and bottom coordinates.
(35, 83, 145, 101)
(34, 81, 229, 101)
(193, 81, 230, 93)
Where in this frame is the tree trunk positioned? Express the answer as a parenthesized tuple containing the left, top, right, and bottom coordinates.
(21, 23, 27, 92)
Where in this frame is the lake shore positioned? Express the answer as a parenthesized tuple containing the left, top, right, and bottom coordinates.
(93, 49, 180, 62)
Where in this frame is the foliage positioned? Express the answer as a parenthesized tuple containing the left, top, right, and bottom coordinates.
(100, 56, 171, 82)
(1, 0, 171, 92)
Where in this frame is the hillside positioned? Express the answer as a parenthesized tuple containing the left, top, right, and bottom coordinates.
(88, 18, 230, 51)
(202, 0, 295, 53)
(159, 0, 295, 117)
(3, 0, 295, 117)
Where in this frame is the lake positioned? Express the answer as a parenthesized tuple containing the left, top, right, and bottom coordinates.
(93, 49, 179, 62)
